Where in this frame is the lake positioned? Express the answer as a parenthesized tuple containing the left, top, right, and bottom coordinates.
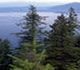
(0, 12, 79, 47)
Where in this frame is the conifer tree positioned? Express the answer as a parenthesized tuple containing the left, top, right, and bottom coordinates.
(16, 5, 45, 43)
(16, 5, 46, 59)
(45, 8, 80, 70)
(0, 39, 12, 70)
(10, 39, 54, 70)
(10, 5, 54, 70)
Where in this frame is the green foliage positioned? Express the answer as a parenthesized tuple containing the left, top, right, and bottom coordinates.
(0, 39, 12, 70)
(10, 32, 54, 70)
(10, 5, 54, 70)
(66, 64, 80, 70)
(10, 52, 54, 70)
(16, 5, 46, 43)
(16, 5, 46, 59)
(45, 8, 80, 70)
(10, 6, 80, 70)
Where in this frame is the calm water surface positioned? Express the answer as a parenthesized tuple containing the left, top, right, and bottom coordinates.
(0, 12, 72, 47)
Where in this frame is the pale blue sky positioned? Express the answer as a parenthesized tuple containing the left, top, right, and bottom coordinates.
(0, 0, 80, 3)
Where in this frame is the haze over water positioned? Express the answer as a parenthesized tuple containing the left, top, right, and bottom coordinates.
(0, 12, 61, 47)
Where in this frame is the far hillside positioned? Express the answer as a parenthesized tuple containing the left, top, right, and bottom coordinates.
(0, 2, 80, 13)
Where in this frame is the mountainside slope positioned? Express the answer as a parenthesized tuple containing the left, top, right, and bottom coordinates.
(51, 2, 80, 13)
(0, 2, 80, 13)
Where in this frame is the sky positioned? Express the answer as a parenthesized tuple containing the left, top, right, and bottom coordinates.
(0, 0, 80, 3)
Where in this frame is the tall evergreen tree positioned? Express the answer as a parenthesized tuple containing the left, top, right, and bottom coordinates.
(16, 5, 45, 43)
(10, 5, 54, 70)
(0, 39, 12, 70)
(16, 5, 46, 59)
(45, 8, 80, 70)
